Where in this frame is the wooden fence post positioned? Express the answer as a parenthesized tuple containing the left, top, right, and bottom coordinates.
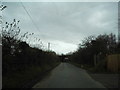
(94, 54, 97, 66)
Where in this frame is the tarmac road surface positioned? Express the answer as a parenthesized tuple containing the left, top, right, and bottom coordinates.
(33, 63, 106, 88)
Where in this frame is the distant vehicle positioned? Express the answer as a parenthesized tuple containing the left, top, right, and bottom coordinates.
(65, 57, 68, 60)
(64, 57, 69, 62)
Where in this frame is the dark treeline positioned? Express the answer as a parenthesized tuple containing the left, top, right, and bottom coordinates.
(68, 33, 120, 72)
(2, 19, 60, 88)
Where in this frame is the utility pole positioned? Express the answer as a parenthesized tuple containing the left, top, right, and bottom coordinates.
(0, 3, 6, 90)
(48, 42, 50, 51)
(118, 1, 120, 43)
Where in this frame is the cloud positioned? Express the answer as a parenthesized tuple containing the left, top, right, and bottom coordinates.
(2, 2, 118, 54)
(48, 40, 78, 54)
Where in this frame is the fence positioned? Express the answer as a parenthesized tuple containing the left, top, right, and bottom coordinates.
(107, 54, 120, 72)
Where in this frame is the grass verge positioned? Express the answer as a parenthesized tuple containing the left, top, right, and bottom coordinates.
(3, 62, 60, 88)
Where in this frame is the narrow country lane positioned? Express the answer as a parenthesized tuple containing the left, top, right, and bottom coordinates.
(33, 63, 106, 88)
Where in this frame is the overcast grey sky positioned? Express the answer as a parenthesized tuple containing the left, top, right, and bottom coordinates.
(2, 2, 118, 54)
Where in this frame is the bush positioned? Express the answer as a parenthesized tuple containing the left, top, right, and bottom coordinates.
(2, 20, 60, 88)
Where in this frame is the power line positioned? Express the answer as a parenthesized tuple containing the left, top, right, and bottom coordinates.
(19, 2, 56, 51)
(20, 0, 40, 33)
